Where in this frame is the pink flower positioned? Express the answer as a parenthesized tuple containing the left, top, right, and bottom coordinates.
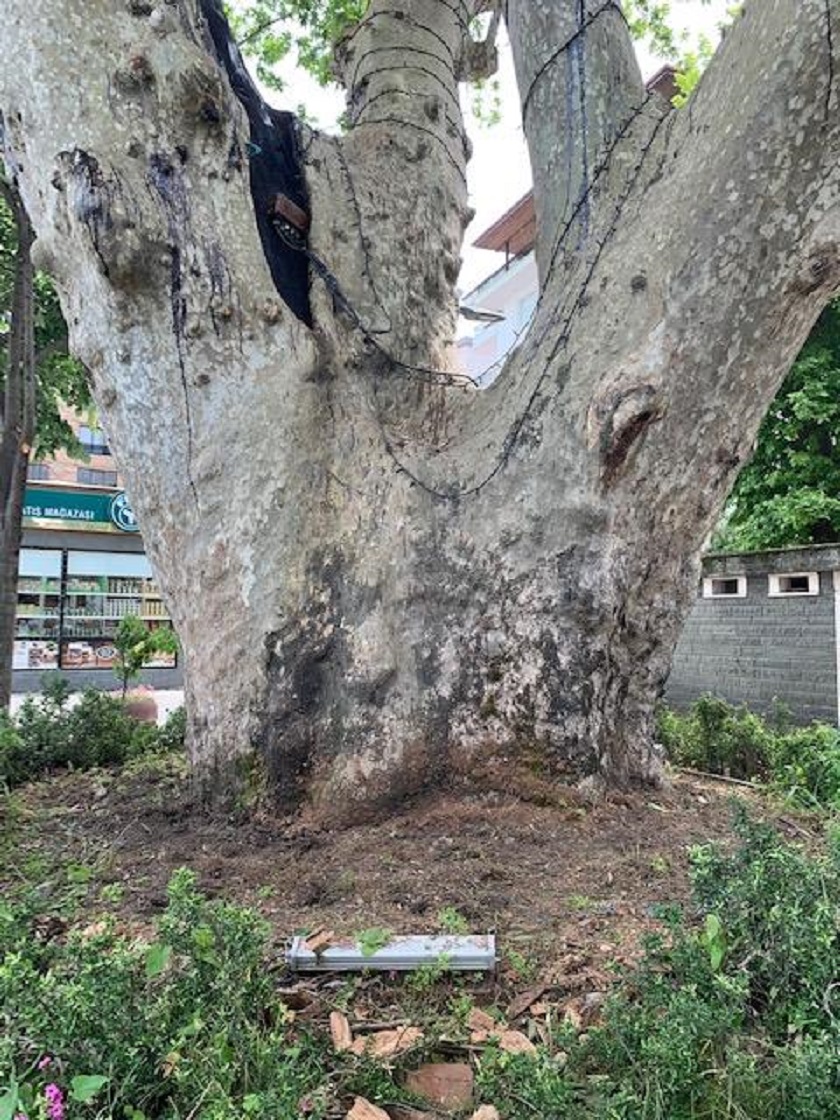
(44, 1084, 64, 1120)
(37, 1056, 52, 1070)
(14, 1113, 28, 1120)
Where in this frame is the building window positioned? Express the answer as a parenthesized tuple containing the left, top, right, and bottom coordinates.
(703, 576, 747, 598)
(27, 462, 50, 481)
(768, 572, 820, 597)
(78, 425, 111, 456)
(77, 467, 118, 487)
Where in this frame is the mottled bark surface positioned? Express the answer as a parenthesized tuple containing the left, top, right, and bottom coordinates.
(1, 0, 839, 817)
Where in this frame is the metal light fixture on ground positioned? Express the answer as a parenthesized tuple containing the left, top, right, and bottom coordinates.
(287, 932, 497, 972)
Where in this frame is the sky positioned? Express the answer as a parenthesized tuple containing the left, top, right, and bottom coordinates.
(253, 1, 733, 293)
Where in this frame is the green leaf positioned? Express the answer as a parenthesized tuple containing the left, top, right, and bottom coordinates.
(356, 926, 392, 957)
(70, 1075, 110, 1104)
(145, 941, 172, 978)
(705, 913, 722, 940)
(0, 1084, 20, 1120)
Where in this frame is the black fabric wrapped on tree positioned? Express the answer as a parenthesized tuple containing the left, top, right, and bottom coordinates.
(199, 0, 312, 326)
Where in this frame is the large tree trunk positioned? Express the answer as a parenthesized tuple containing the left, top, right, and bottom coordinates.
(0, 179, 36, 710)
(2, 0, 839, 817)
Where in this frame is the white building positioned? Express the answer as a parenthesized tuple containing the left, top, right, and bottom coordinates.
(457, 191, 538, 386)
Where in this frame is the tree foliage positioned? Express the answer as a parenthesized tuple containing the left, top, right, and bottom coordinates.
(228, 0, 740, 103)
(227, 0, 366, 90)
(714, 302, 840, 552)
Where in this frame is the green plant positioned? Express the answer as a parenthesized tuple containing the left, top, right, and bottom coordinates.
(690, 809, 840, 1039)
(659, 696, 840, 810)
(505, 946, 539, 983)
(437, 906, 469, 934)
(156, 705, 187, 753)
(714, 300, 840, 551)
(404, 953, 453, 996)
(0, 712, 25, 789)
(113, 616, 179, 698)
(0, 869, 334, 1120)
(658, 694, 773, 779)
(355, 927, 392, 958)
(0, 687, 184, 789)
(100, 883, 125, 905)
(769, 723, 840, 810)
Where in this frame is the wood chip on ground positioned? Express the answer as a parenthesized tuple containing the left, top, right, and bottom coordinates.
(349, 1026, 424, 1059)
(346, 1098, 390, 1120)
(507, 983, 549, 1020)
(404, 1063, 474, 1110)
(330, 1010, 354, 1052)
(304, 928, 335, 954)
(467, 1008, 498, 1033)
(498, 1029, 537, 1055)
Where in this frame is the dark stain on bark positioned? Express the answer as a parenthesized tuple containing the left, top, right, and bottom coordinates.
(147, 155, 190, 345)
(602, 408, 655, 483)
(260, 621, 338, 809)
(257, 550, 405, 807)
(61, 149, 114, 277)
(792, 245, 840, 295)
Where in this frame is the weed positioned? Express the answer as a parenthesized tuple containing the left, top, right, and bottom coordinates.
(65, 862, 94, 885)
(100, 883, 125, 905)
(504, 946, 539, 983)
(405, 953, 452, 995)
(355, 927, 392, 958)
(437, 905, 469, 934)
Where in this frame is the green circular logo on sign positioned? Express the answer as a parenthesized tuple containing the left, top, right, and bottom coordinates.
(109, 492, 139, 533)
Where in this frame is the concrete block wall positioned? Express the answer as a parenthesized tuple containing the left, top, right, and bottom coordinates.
(666, 546, 840, 726)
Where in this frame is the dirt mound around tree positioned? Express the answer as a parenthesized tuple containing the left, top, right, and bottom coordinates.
(5, 754, 806, 989)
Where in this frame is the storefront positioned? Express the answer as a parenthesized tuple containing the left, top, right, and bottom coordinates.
(15, 483, 183, 692)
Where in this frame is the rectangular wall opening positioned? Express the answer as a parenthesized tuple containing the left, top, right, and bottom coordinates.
(769, 572, 819, 597)
(703, 576, 747, 598)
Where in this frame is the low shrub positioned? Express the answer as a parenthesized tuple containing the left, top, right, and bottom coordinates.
(0, 870, 330, 1120)
(0, 677, 186, 788)
(658, 694, 840, 810)
(768, 723, 840, 810)
(657, 694, 773, 779)
(156, 705, 187, 754)
(575, 811, 840, 1119)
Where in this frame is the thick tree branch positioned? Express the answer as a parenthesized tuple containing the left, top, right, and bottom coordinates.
(506, 0, 645, 285)
(598, 0, 840, 528)
(305, 0, 472, 383)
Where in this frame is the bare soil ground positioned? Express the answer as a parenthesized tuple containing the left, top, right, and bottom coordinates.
(2, 753, 808, 998)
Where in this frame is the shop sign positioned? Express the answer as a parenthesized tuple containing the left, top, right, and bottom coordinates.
(23, 487, 140, 533)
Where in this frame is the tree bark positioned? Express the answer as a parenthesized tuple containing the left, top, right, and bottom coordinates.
(0, 178, 36, 711)
(1, 0, 839, 816)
